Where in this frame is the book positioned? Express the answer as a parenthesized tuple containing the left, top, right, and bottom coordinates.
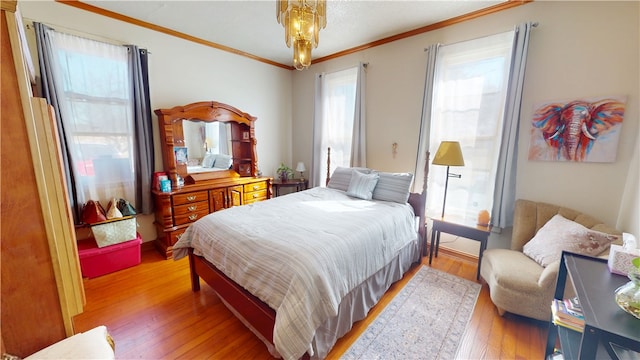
(561, 298, 583, 319)
(563, 296, 581, 314)
(551, 299, 584, 332)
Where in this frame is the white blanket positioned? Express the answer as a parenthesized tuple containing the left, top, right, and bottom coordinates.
(173, 187, 418, 360)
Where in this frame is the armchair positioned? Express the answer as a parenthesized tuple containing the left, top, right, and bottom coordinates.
(480, 199, 621, 321)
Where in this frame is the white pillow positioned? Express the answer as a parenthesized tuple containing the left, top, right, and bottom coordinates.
(213, 154, 232, 169)
(523, 214, 618, 267)
(346, 170, 379, 200)
(372, 172, 414, 204)
(327, 167, 371, 192)
(202, 153, 216, 168)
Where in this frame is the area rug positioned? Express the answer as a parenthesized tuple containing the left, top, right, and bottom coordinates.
(341, 265, 481, 360)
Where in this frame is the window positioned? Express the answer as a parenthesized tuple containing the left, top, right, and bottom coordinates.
(49, 31, 135, 204)
(427, 31, 515, 220)
(315, 66, 358, 186)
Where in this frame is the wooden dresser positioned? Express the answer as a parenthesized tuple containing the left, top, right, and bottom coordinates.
(153, 176, 271, 258)
(153, 101, 272, 259)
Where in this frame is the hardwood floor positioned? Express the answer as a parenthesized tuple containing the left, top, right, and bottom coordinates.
(73, 245, 548, 359)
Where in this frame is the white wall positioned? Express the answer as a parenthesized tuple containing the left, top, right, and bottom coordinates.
(19, 0, 294, 242)
(293, 1, 640, 238)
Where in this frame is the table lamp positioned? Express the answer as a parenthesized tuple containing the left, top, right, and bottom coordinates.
(432, 141, 465, 218)
(296, 162, 306, 181)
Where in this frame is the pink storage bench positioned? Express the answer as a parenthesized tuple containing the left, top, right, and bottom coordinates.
(77, 234, 142, 278)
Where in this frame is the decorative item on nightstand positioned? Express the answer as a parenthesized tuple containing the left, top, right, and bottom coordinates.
(477, 210, 490, 226)
(432, 141, 465, 218)
(277, 162, 294, 182)
(296, 162, 306, 181)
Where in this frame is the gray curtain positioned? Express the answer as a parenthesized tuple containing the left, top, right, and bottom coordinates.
(414, 44, 440, 194)
(34, 22, 82, 222)
(350, 62, 367, 167)
(125, 45, 154, 215)
(490, 22, 535, 228)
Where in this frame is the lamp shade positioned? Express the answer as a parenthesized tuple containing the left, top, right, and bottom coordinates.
(296, 162, 306, 172)
(432, 141, 465, 166)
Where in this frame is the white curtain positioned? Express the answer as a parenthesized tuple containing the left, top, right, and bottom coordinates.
(43, 29, 135, 208)
(417, 30, 522, 223)
(491, 22, 535, 228)
(311, 64, 364, 187)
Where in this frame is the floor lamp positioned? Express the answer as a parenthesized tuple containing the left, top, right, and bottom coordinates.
(432, 141, 465, 218)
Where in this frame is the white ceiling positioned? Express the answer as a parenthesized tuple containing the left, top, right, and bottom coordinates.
(83, 0, 506, 67)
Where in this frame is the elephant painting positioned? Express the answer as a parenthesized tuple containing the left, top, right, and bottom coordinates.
(528, 97, 626, 162)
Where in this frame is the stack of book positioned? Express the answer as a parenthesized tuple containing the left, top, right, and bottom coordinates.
(551, 297, 584, 332)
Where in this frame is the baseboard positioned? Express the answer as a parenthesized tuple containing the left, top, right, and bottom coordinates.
(141, 240, 156, 252)
(438, 246, 478, 264)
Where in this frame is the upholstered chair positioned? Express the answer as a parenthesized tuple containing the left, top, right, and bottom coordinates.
(480, 199, 621, 321)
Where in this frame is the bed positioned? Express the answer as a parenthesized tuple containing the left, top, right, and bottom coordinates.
(172, 165, 427, 359)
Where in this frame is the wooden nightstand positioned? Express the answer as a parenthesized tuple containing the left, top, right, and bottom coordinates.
(272, 178, 308, 196)
(429, 217, 491, 280)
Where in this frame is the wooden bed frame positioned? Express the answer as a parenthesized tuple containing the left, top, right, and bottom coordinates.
(187, 149, 429, 357)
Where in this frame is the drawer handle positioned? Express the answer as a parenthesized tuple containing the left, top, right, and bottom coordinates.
(188, 205, 197, 211)
(253, 193, 258, 198)
(186, 195, 196, 201)
(188, 214, 198, 221)
(253, 185, 259, 190)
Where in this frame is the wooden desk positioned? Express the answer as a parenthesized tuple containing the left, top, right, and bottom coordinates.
(272, 178, 308, 197)
(429, 217, 491, 280)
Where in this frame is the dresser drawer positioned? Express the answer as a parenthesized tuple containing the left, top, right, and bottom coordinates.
(170, 228, 187, 246)
(174, 208, 209, 226)
(173, 200, 208, 226)
(173, 191, 208, 205)
(244, 181, 267, 193)
(244, 189, 267, 203)
(173, 201, 209, 216)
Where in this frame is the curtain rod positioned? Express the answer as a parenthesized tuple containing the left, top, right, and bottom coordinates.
(424, 21, 538, 52)
(24, 18, 151, 53)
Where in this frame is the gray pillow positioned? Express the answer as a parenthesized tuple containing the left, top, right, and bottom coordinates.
(202, 153, 216, 168)
(372, 172, 414, 204)
(213, 154, 233, 169)
(327, 167, 371, 191)
(346, 170, 379, 200)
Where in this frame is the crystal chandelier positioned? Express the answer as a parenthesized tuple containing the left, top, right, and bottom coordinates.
(276, 0, 326, 70)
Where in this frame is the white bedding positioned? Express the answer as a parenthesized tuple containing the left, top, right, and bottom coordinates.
(172, 187, 418, 360)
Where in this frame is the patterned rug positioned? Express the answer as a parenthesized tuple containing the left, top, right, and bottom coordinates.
(341, 265, 481, 360)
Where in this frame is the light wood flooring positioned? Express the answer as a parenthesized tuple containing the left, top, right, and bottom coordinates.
(73, 244, 548, 359)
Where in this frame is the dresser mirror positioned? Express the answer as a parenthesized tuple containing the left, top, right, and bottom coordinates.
(182, 120, 232, 169)
(155, 101, 258, 187)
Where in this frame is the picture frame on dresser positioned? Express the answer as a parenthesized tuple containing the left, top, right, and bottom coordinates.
(173, 146, 188, 165)
(238, 163, 251, 176)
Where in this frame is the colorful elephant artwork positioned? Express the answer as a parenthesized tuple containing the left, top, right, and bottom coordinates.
(528, 96, 626, 162)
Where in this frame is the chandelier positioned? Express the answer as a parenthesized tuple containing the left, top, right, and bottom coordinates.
(276, 0, 327, 70)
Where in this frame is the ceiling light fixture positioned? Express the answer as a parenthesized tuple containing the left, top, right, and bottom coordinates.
(277, 0, 326, 70)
